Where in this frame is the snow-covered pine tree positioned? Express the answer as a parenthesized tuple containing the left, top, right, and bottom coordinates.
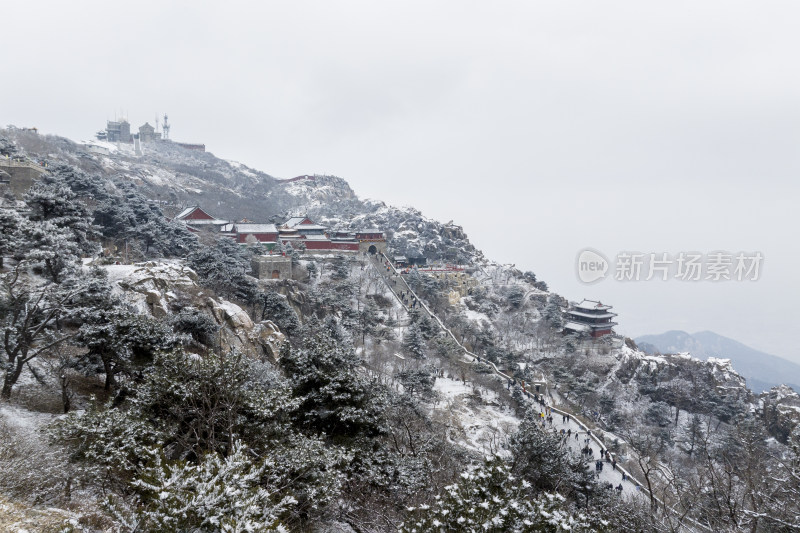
(0, 208, 24, 269)
(402, 323, 427, 359)
(280, 331, 388, 440)
(129, 441, 290, 532)
(24, 177, 100, 256)
(400, 455, 607, 533)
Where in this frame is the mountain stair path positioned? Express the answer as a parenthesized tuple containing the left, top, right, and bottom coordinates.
(369, 252, 712, 532)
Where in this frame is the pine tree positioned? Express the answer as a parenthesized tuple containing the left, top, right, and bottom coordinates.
(187, 237, 258, 302)
(397, 366, 437, 401)
(281, 331, 387, 440)
(77, 310, 176, 391)
(509, 411, 596, 501)
(403, 323, 427, 359)
(24, 177, 100, 256)
(400, 456, 607, 533)
(0, 208, 24, 268)
(129, 441, 290, 532)
(507, 285, 525, 309)
(330, 254, 350, 280)
(543, 298, 563, 329)
(257, 291, 301, 337)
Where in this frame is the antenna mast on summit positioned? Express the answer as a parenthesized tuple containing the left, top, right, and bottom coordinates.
(162, 113, 170, 141)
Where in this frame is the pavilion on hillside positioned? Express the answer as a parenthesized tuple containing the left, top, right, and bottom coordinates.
(563, 299, 617, 338)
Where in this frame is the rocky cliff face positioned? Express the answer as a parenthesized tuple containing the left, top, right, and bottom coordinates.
(107, 261, 286, 360)
(760, 384, 800, 443)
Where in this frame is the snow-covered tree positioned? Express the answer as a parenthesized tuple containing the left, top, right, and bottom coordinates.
(187, 237, 258, 302)
(170, 307, 220, 347)
(330, 254, 350, 280)
(0, 136, 18, 157)
(129, 441, 291, 532)
(53, 348, 347, 527)
(281, 331, 388, 440)
(15, 220, 82, 282)
(543, 298, 563, 329)
(256, 291, 300, 337)
(397, 365, 437, 401)
(507, 285, 525, 309)
(409, 307, 437, 339)
(403, 323, 427, 360)
(77, 310, 177, 390)
(0, 268, 86, 399)
(0, 208, 24, 269)
(24, 177, 100, 256)
(50, 398, 163, 489)
(509, 411, 595, 500)
(93, 181, 197, 258)
(400, 456, 607, 533)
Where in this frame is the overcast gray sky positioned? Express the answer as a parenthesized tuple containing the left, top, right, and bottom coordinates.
(2, 1, 798, 362)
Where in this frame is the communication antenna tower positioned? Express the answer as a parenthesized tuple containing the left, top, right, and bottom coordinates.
(162, 113, 170, 141)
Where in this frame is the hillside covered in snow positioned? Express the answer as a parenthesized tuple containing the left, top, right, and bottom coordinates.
(1, 127, 800, 532)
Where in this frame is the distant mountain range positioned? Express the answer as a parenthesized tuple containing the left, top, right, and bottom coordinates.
(635, 331, 800, 394)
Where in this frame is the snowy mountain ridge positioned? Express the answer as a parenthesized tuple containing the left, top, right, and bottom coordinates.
(3, 126, 800, 531)
(636, 330, 800, 393)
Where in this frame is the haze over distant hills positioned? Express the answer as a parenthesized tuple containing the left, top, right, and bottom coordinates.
(635, 330, 800, 394)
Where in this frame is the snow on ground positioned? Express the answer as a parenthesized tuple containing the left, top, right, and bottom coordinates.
(527, 401, 644, 499)
(0, 404, 54, 432)
(433, 376, 520, 458)
(80, 139, 118, 153)
(368, 249, 647, 501)
(226, 160, 257, 178)
(102, 263, 142, 283)
(136, 166, 179, 187)
(462, 306, 492, 326)
(0, 495, 73, 533)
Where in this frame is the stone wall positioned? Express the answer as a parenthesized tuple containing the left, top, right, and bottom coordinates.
(0, 161, 47, 198)
(359, 240, 387, 255)
(251, 255, 293, 280)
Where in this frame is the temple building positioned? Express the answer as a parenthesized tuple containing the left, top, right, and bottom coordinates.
(173, 206, 229, 231)
(563, 299, 617, 338)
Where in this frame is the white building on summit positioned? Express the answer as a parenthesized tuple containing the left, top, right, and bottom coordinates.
(563, 299, 618, 338)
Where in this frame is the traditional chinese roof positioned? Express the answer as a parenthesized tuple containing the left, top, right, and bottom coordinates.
(563, 321, 591, 332)
(566, 309, 618, 320)
(571, 299, 613, 312)
(564, 320, 617, 332)
(283, 216, 315, 228)
(235, 223, 278, 234)
(174, 206, 228, 225)
(175, 206, 208, 220)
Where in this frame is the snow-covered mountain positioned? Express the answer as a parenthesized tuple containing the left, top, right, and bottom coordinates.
(2, 129, 478, 264)
(636, 330, 800, 393)
(5, 126, 800, 531)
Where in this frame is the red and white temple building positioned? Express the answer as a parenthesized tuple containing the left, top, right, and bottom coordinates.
(173, 206, 386, 254)
(563, 299, 618, 338)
